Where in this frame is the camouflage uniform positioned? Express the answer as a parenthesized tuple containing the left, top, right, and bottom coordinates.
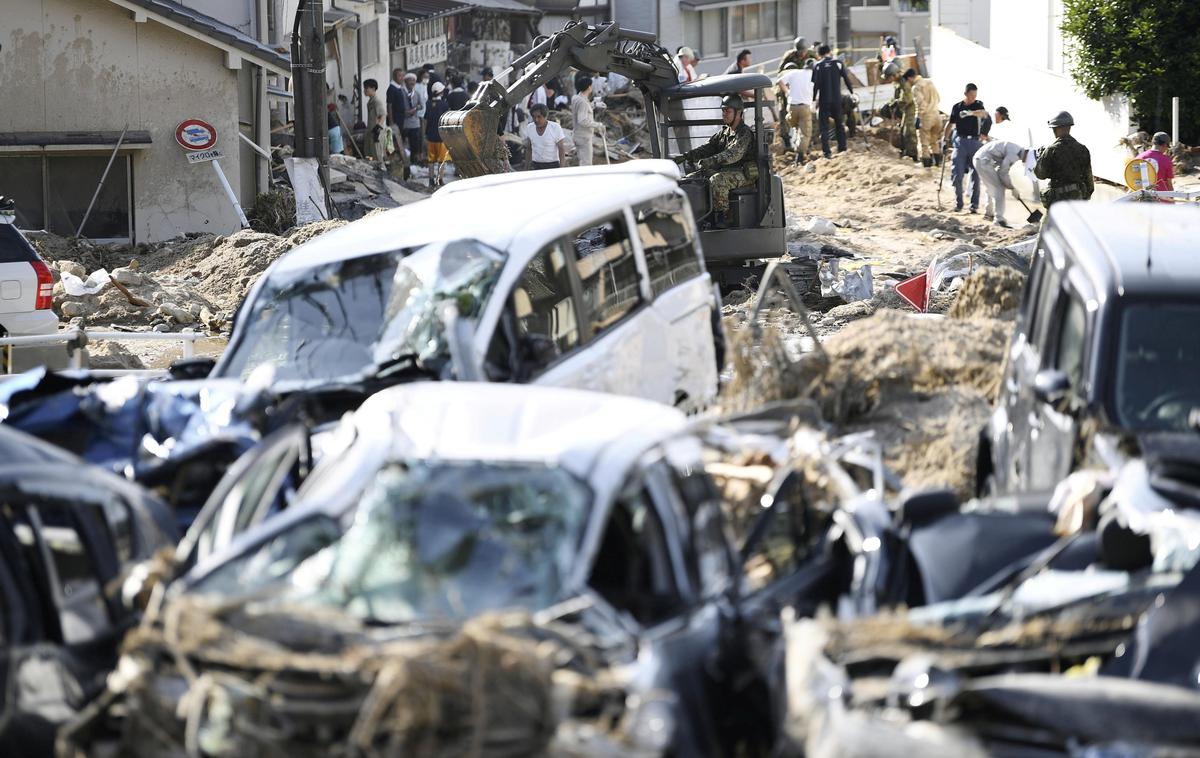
(911, 75, 943, 161)
(1034, 134, 1094, 208)
(681, 122, 757, 213)
(897, 78, 918, 159)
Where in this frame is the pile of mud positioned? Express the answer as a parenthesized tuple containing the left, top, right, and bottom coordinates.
(722, 309, 1011, 498)
(813, 312, 1011, 498)
(949, 266, 1026, 320)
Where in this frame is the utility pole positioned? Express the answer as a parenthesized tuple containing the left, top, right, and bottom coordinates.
(291, 0, 333, 218)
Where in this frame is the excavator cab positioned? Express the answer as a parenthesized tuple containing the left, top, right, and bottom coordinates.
(653, 74, 787, 282)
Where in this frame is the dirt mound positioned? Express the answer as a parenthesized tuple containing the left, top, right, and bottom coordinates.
(949, 266, 1026, 320)
(85, 340, 146, 370)
(142, 221, 347, 310)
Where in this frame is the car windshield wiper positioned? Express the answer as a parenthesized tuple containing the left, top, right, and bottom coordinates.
(370, 353, 440, 382)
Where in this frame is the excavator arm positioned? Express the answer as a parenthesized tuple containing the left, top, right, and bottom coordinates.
(440, 22, 678, 177)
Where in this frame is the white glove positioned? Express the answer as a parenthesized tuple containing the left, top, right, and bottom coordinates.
(850, 92, 860, 105)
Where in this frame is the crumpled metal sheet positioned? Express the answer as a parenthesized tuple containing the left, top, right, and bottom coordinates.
(818, 259, 873, 303)
(0, 370, 264, 523)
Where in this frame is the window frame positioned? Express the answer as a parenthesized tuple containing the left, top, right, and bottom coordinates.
(492, 238, 589, 380)
(730, 1, 798, 46)
(0, 153, 134, 242)
(566, 209, 650, 341)
(631, 192, 704, 298)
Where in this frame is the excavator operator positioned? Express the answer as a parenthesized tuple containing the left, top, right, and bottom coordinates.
(673, 95, 757, 229)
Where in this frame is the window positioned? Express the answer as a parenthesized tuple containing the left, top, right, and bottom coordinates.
(682, 8, 727, 59)
(732, 2, 795, 45)
(1054, 296, 1087, 390)
(361, 19, 380, 68)
(571, 216, 642, 336)
(0, 155, 131, 239)
(1114, 303, 1200, 431)
(491, 241, 580, 379)
(1030, 260, 1063, 355)
(0, 499, 114, 645)
(670, 466, 733, 596)
(589, 487, 683, 625)
(635, 194, 701, 296)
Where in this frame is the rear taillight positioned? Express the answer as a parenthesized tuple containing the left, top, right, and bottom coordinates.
(32, 260, 54, 310)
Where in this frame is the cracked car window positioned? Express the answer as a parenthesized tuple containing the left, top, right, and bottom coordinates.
(216, 240, 504, 386)
(193, 462, 591, 624)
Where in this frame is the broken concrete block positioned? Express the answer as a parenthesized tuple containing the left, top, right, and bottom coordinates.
(111, 267, 143, 286)
(60, 301, 88, 318)
(158, 303, 195, 324)
(56, 260, 87, 279)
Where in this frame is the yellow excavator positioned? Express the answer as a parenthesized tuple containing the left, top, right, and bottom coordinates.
(441, 22, 791, 288)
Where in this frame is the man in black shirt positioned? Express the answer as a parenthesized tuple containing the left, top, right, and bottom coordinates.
(942, 82, 989, 212)
(811, 44, 855, 158)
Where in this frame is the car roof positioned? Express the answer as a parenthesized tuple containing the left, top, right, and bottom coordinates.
(352, 382, 688, 500)
(1048, 202, 1200, 299)
(270, 162, 683, 275)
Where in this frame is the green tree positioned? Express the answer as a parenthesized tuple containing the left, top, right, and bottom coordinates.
(1061, 0, 1200, 142)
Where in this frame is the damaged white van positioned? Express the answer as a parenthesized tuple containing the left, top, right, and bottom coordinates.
(211, 161, 721, 409)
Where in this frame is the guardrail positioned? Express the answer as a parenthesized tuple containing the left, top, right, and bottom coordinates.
(0, 328, 208, 374)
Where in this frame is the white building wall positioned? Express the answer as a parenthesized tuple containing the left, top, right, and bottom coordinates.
(180, 0, 258, 37)
(930, 24, 1131, 181)
(1, 0, 250, 242)
(932, 0, 989, 46)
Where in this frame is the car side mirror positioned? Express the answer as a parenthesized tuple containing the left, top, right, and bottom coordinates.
(1034, 369, 1071, 413)
(168, 356, 215, 381)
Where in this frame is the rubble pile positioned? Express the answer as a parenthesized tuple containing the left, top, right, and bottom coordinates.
(29, 220, 350, 335)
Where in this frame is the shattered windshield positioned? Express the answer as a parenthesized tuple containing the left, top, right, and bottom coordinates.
(193, 462, 591, 624)
(215, 240, 505, 386)
(1114, 302, 1200, 431)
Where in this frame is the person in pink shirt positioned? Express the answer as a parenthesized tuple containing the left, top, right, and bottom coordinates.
(1136, 132, 1175, 192)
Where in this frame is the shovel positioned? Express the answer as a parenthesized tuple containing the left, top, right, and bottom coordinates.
(1015, 194, 1044, 224)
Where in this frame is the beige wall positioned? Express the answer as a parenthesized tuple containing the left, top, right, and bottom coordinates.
(0, 0, 248, 242)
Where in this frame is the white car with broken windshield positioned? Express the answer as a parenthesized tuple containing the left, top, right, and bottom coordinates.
(210, 161, 721, 409)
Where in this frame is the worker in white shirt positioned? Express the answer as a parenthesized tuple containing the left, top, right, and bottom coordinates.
(972, 140, 1029, 227)
(571, 76, 598, 166)
(778, 61, 815, 162)
(675, 46, 697, 83)
(522, 103, 568, 170)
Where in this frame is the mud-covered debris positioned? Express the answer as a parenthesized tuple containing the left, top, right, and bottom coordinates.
(949, 266, 1026, 320)
(61, 596, 622, 758)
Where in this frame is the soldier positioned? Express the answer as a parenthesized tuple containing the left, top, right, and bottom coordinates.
(776, 37, 811, 148)
(673, 95, 757, 229)
(1034, 111, 1094, 209)
(911, 72, 942, 167)
(897, 69, 918, 161)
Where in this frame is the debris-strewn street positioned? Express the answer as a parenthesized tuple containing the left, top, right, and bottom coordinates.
(6, 6, 1200, 756)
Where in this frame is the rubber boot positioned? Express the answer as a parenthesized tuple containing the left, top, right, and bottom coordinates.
(922, 157, 933, 168)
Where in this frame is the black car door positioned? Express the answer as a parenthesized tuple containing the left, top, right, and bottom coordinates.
(1028, 284, 1089, 490)
(1010, 242, 1065, 490)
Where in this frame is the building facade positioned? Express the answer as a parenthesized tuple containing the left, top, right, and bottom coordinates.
(0, 0, 289, 243)
(929, 0, 1132, 181)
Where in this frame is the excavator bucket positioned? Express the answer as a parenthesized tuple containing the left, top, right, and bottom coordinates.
(440, 103, 511, 178)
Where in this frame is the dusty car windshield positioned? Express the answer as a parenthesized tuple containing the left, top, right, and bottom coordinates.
(193, 462, 591, 623)
(1115, 302, 1200, 431)
(215, 239, 505, 386)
